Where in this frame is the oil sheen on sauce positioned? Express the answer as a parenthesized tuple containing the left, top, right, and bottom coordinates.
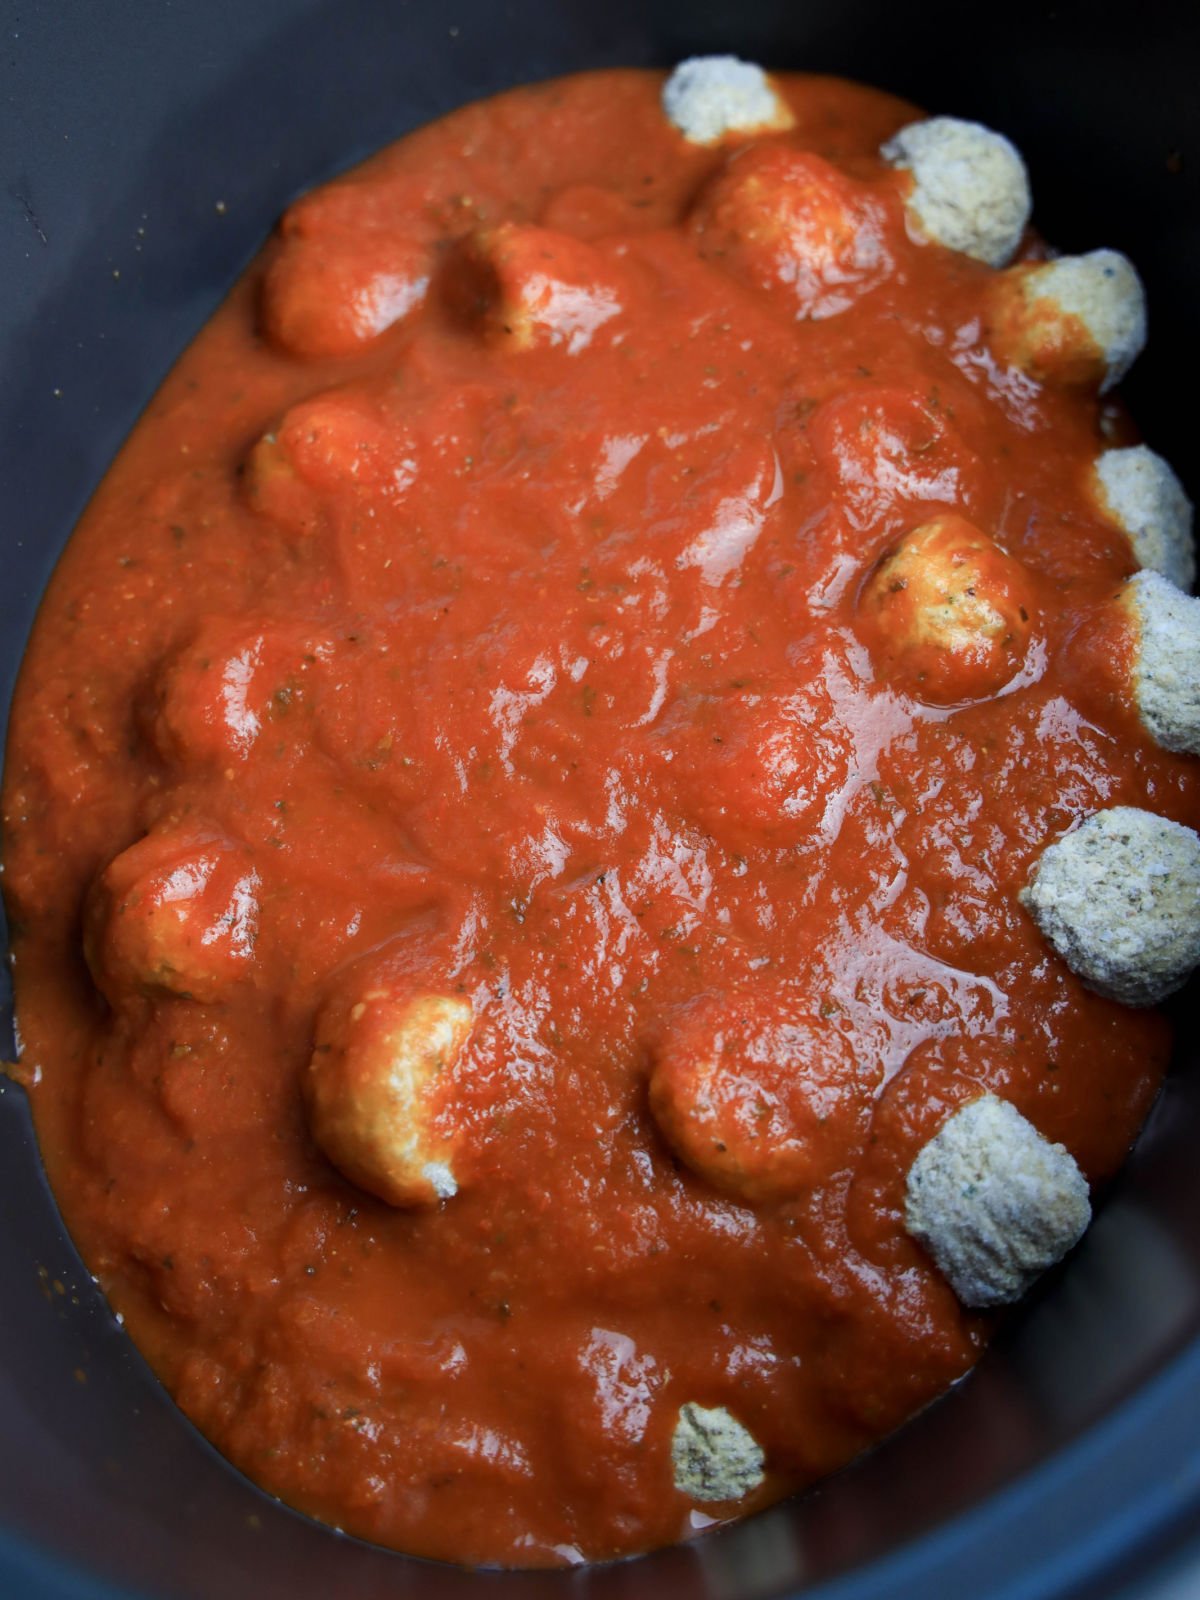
(3, 69, 1196, 1567)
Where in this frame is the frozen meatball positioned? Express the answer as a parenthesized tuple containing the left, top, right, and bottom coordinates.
(1020, 807, 1200, 1007)
(1090, 445, 1195, 590)
(1118, 572, 1200, 755)
(649, 992, 878, 1204)
(662, 56, 793, 145)
(694, 145, 891, 320)
(986, 249, 1146, 392)
(85, 828, 259, 1005)
(858, 515, 1035, 705)
(882, 116, 1031, 267)
(905, 1094, 1091, 1308)
(306, 986, 474, 1207)
(671, 1403, 765, 1501)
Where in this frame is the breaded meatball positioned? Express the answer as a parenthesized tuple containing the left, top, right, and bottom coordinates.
(306, 985, 474, 1207)
(986, 249, 1146, 392)
(808, 385, 983, 516)
(693, 145, 892, 320)
(649, 992, 878, 1204)
(1090, 445, 1195, 590)
(456, 223, 624, 354)
(85, 827, 259, 1005)
(671, 1402, 765, 1501)
(882, 116, 1031, 267)
(1020, 806, 1200, 1007)
(661, 56, 793, 145)
(905, 1094, 1091, 1308)
(858, 515, 1035, 705)
(1119, 572, 1200, 756)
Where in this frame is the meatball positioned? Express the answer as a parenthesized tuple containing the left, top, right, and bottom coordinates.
(985, 249, 1146, 392)
(666, 680, 852, 854)
(905, 1094, 1091, 1308)
(808, 385, 983, 517)
(1119, 572, 1200, 756)
(648, 992, 878, 1205)
(457, 223, 624, 354)
(242, 388, 413, 537)
(153, 617, 331, 768)
(693, 145, 892, 320)
(1020, 806, 1200, 1007)
(306, 985, 474, 1207)
(262, 184, 429, 359)
(671, 1402, 765, 1501)
(661, 56, 793, 145)
(1090, 445, 1194, 590)
(85, 828, 259, 1005)
(857, 515, 1035, 705)
(882, 116, 1031, 267)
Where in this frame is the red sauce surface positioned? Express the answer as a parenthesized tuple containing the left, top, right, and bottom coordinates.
(3, 69, 1198, 1567)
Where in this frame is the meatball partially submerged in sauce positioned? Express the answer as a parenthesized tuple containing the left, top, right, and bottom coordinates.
(85, 827, 260, 1006)
(662, 55, 793, 145)
(858, 515, 1036, 704)
(905, 1095, 1091, 1308)
(882, 116, 1031, 267)
(306, 975, 474, 1207)
(986, 249, 1147, 392)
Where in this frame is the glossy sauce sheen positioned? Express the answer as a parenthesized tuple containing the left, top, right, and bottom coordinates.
(4, 71, 1198, 1567)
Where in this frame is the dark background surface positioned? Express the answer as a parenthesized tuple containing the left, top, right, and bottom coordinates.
(2, 1, 1199, 1596)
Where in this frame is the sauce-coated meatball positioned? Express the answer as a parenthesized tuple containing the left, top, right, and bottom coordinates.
(693, 145, 893, 320)
(306, 984, 474, 1207)
(858, 515, 1035, 704)
(86, 827, 259, 1005)
(649, 992, 878, 1204)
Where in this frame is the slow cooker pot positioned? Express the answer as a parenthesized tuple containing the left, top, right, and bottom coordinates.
(3, 1, 1199, 1595)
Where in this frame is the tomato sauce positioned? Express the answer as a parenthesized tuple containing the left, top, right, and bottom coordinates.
(3, 69, 1197, 1567)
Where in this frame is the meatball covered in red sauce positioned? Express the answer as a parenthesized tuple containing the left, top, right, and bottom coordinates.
(857, 515, 1037, 704)
(808, 385, 985, 523)
(662, 672, 852, 853)
(85, 826, 259, 1006)
(152, 616, 334, 769)
(453, 222, 629, 354)
(649, 991, 879, 1203)
(262, 180, 432, 359)
(693, 144, 895, 320)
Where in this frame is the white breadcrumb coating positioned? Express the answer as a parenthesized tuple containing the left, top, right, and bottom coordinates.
(905, 1094, 1091, 1308)
(1020, 807, 1200, 1007)
(881, 116, 1031, 267)
(1121, 572, 1200, 756)
(1092, 446, 1195, 590)
(662, 56, 793, 145)
(671, 1403, 765, 1501)
(1015, 250, 1146, 392)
